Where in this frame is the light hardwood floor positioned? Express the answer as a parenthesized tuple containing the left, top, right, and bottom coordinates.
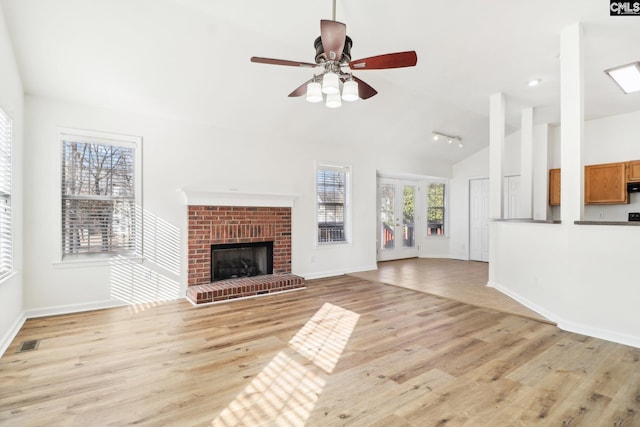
(350, 258, 551, 323)
(1, 271, 639, 426)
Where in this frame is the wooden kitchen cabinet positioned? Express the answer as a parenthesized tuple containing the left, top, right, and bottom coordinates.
(549, 168, 561, 206)
(627, 160, 640, 182)
(584, 161, 628, 204)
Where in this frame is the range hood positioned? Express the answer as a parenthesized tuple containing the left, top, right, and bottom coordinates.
(627, 182, 640, 193)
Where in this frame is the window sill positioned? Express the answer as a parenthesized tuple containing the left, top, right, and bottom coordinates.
(53, 254, 144, 269)
(316, 241, 351, 248)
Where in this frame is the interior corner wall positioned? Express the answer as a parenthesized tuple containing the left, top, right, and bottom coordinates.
(488, 109, 640, 347)
(0, 3, 25, 355)
(22, 94, 452, 311)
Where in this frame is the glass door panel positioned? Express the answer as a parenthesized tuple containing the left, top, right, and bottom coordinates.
(402, 185, 415, 248)
(378, 179, 419, 261)
(380, 183, 395, 250)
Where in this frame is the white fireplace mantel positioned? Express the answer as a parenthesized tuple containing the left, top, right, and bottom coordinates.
(179, 188, 299, 208)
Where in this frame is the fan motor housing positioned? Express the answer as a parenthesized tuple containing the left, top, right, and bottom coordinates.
(314, 36, 352, 64)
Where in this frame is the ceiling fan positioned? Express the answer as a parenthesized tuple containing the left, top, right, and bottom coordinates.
(250, 1, 417, 107)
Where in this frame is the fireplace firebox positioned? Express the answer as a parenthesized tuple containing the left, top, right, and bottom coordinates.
(211, 241, 274, 282)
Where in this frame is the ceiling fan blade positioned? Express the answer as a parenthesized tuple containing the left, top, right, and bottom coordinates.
(250, 56, 317, 68)
(288, 79, 313, 97)
(320, 20, 347, 61)
(349, 51, 418, 70)
(352, 76, 378, 100)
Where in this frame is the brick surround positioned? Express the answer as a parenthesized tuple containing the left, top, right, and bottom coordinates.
(187, 206, 292, 287)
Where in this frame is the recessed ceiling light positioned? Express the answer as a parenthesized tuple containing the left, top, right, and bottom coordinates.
(605, 62, 640, 94)
(527, 79, 541, 87)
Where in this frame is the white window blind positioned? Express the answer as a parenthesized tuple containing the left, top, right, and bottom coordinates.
(61, 132, 139, 257)
(316, 164, 350, 244)
(0, 108, 12, 278)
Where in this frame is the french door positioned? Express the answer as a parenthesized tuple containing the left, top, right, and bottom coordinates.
(378, 178, 419, 261)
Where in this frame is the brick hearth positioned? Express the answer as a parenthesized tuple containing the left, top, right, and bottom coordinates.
(186, 274, 305, 305)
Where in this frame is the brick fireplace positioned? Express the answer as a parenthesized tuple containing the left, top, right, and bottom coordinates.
(187, 206, 292, 286)
(182, 190, 304, 305)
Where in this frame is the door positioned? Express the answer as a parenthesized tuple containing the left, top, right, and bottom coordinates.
(469, 178, 489, 262)
(378, 178, 419, 261)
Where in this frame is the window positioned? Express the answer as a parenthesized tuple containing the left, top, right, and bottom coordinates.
(0, 108, 12, 279)
(426, 182, 446, 236)
(60, 129, 141, 258)
(316, 163, 350, 244)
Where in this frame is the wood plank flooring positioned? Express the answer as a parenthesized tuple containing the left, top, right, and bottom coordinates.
(1, 274, 639, 426)
(351, 258, 550, 323)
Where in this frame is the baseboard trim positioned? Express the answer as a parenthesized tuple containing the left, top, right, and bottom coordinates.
(0, 312, 27, 357)
(487, 281, 559, 323)
(447, 255, 471, 261)
(489, 280, 640, 349)
(24, 299, 129, 319)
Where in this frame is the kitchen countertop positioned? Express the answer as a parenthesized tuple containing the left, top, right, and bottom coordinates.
(492, 219, 561, 224)
(574, 221, 640, 226)
(491, 219, 640, 226)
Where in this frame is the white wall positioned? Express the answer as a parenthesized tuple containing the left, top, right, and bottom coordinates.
(0, 4, 24, 355)
(490, 221, 640, 347)
(485, 110, 640, 347)
(22, 95, 452, 312)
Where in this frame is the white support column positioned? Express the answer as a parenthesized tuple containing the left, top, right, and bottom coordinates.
(533, 124, 550, 220)
(520, 107, 534, 218)
(560, 22, 584, 222)
(489, 92, 505, 219)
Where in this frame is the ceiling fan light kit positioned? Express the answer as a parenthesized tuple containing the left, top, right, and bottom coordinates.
(341, 79, 359, 102)
(250, 1, 417, 108)
(326, 92, 342, 108)
(306, 81, 323, 103)
(322, 71, 340, 95)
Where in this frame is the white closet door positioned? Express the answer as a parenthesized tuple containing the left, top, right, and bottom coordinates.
(469, 178, 489, 262)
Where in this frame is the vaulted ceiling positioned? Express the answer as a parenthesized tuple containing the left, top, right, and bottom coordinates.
(2, 0, 639, 164)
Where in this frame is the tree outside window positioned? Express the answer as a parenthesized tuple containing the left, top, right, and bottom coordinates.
(427, 183, 445, 236)
(61, 134, 139, 257)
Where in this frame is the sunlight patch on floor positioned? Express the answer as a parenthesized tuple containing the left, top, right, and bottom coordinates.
(211, 303, 360, 426)
(288, 302, 360, 374)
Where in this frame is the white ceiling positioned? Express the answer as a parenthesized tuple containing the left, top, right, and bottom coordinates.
(2, 0, 639, 164)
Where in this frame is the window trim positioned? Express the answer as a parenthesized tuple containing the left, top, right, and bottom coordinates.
(315, 161, 352, 246)
(57, 127, 143, 263)
(0, 107, 13, 281)
(425, 180, 448, 238)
